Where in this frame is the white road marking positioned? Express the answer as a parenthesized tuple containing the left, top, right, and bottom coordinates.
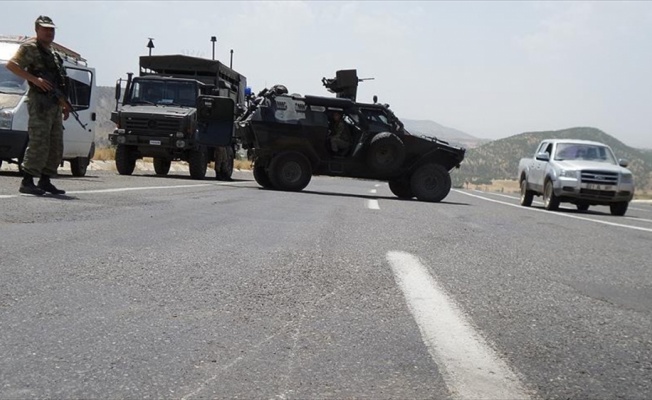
(366, 199, 380, 210)
(454, 190, 652, 233)
(0, 181, 250, 199)
(387, 251, 531, 400)
(369, 189, 377, 194)
(374, 183, 382, 187)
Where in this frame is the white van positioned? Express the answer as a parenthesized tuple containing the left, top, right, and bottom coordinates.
(0, 35, 97, 176)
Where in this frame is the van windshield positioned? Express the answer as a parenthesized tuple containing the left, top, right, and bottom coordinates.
(0, 62, 28, 95)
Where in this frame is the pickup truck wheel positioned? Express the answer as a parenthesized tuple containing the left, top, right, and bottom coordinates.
(410, 163, 451, 202)
(115, 144, 136, 175)
(610, 202, 628, 216)
(268, 152, 312, 192)
(215, 146, 234, 181)
(388, 178, 414, 199)
(154, 157, 171, 175)
(253, 162, 274, 189)
(520, 179, 534, 207)
(543, 180, 560, 211)
(576, 203, 590, 211)
(188, 146, 208, 180)
(367, 132, 406, 174)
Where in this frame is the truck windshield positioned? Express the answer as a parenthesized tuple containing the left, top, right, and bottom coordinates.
(128, 79, 197, 107)
(0, 62, 28, 95)
(554, 143, 617, 164)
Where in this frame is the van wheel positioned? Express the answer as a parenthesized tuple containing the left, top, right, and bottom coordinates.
(410, 163, 451, 202)
(115, 144, 136, 175)
(70, 142, 94, 177)
(215, 146, 234, 181)
(610, 202, 628, 216)
(154, 157, 171, 175)
(188, 146, 208, 180)
(520, 179, 534, 207)
(543, 179, 560, 210)
(268, 152, 312, 191)
(253, 161, 274, 189)
(388, 177, 414, 199)
(367, 132, 405, 174)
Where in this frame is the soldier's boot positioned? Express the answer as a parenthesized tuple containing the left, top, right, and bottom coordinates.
(19, 174, 46, 196)
(37, 175, 65, 195)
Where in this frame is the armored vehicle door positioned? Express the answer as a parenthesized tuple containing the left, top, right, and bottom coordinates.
(196, 95, 235, 146)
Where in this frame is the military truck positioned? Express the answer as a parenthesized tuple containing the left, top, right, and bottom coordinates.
(109, 55, 246, 180)
(235, 70, 466, 202)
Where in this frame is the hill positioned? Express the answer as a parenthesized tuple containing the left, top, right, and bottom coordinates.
(451, 127, 652, 191)
(402, 119, 488, 149)
(95, 86, 117, 147)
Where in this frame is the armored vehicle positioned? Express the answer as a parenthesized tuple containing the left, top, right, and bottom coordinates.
(235, 70, 466, 202)
(109, 55, 246, 180)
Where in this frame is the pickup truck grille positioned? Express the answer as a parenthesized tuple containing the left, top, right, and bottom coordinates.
(125, 116, 182, 135)
(580, 170, 619, 185)
(579, 189, 616, 199)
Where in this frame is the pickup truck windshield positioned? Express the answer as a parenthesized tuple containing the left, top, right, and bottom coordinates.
(554, 143, 617, 164)
(0, 62, 28, 95)
(128, 79, 198, 107)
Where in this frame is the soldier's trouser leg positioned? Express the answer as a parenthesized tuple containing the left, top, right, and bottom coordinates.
(22, 102, 63, 178)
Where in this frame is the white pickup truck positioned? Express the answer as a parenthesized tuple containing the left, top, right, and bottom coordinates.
(518, 139, 635, 216)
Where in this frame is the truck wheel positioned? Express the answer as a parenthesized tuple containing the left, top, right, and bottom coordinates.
(410, 163, 451, 202)
(268, 152, 312, 192)
(543, 179, 560, 210)
(367, 132, 405, 174)
(115, 144, 136, 175)
(188, 146, 208, 180)
(610, 202, 628, 216)
(576, 203, 590, 211)
(388, 177, 414, 199)
(70, 142, 95, 177)
(215, 146, 234, 181)
(154, 157, 171, 175)
(253, 162, 274, 189)
(519, 179, 534, 207)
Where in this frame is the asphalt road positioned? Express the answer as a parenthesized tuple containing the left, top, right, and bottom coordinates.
(1, 167, 651, 399)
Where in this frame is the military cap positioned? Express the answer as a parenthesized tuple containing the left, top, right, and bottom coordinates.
(35, 16, 56, 28)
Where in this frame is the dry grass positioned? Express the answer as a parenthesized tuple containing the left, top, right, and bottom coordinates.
(235, 159, 252, 170)
(93, 146, 115, 161)
(474, 178, 652, 199)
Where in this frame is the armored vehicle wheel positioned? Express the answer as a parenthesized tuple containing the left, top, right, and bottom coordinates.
(154, 157, 171, 175)
(576, 203, 590, 211)
(610, 202, 628, 216)
(115, 144, 136, 175)
(268, 152, 312, 192)
(367, 132, 406, 174)
(253, 162, 274, 189)
(410, 163, 451, 202)
(543, 179, 559, 211)
(71, 142, 94, 177)
(388, 178, 414, 199)
(520, 179, 534, 207)
(188, 146, 208, 180)
(215, 147, 234, 181)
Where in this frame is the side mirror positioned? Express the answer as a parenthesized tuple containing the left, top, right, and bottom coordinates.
(114, 81, 121, 101)
(535, 152, 550, 161)
(618, 159, 629, 168)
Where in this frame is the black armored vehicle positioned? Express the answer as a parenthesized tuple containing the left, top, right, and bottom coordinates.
(235, 70, 466, 202)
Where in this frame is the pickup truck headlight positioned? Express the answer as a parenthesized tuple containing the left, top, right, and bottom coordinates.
(621, 173, 633, 184)
(559, 169, 579, 179)
(0, 109, 13, 130)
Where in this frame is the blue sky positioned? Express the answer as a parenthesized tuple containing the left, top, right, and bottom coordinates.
(2, 1, 652, 148)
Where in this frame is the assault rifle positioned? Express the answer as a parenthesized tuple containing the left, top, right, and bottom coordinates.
(37, 74, 87, 129)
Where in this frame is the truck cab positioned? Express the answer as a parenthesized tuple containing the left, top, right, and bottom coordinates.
(0, 35, 97, 176)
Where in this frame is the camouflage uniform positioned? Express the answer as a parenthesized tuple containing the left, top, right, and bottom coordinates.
(10, 37, 67, 179)
(330, 118, 352, 154)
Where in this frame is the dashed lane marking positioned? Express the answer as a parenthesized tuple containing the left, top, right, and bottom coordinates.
(366, 199, 380, 210)
(387, 251, 531, 400)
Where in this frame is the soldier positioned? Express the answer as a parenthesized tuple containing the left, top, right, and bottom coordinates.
(329, 111, 352, 156)
(6, 15, 71, 195)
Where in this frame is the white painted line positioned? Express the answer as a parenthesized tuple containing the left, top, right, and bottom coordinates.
(369, 189, 377, 194)
(366, 199, 380, 210)
(387, 251, 531, 400)
(453, 190, 652, 233)
(0, 195, 15, 199)
(375, 183, 382, 187)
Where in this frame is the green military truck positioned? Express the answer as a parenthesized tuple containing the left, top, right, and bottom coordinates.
(109, 55, 246, 180)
